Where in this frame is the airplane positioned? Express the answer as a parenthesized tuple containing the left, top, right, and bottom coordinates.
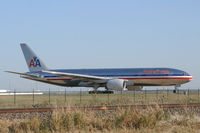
(6, 43, 193, 93)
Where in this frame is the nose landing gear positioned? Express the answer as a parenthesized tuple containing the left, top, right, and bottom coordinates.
(173, 85, 181, 94)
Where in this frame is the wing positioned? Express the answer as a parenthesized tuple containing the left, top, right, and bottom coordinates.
(42, 70, 110, 83)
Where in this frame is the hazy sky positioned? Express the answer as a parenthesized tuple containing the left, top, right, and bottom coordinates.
(0, 1, 199, 91)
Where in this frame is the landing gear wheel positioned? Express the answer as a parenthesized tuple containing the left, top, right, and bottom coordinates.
(173, 85, 180, 94)
(173, 90, 177, 94)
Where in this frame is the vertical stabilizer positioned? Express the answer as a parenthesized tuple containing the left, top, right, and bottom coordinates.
(20, 43, 48, 72)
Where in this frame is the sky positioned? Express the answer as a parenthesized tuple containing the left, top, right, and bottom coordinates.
(0, 0, 200, 91)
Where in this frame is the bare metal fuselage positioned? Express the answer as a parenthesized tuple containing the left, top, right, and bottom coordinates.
(22, 68, 192, 89)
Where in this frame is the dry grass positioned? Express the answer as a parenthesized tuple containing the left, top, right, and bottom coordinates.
(0, 107, 200, 133)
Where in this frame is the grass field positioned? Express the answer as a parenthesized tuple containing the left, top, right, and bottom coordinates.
(0, 107, 200, 133)
(0, 91, 199, 132)
(0, 91, 199, 108)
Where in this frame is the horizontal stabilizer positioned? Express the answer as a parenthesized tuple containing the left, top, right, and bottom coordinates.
(5, 71, 40, 78)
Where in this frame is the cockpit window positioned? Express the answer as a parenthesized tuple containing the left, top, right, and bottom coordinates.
(184, 72, 189, 76)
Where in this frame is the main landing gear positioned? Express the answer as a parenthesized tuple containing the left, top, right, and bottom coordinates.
(92, 85, 99, 94)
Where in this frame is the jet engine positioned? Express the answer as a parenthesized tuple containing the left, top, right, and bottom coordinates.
(106, 79, 126, 91)
(127, 86, 143, 91)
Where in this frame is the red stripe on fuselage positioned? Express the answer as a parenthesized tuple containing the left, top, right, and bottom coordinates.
(46, 76, 193, 81)
(120, 77, 193, 80)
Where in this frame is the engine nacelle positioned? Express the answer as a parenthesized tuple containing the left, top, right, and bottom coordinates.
(106, 79, 126, 91)
(127, 86, 143, 91)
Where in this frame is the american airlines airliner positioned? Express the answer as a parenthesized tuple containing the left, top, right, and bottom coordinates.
(6, 44, 193, 93)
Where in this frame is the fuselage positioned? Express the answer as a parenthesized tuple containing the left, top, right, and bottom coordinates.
(24, 68, 193, 88)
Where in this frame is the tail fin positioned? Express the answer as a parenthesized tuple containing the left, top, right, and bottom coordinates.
(20, 43, 48, 72)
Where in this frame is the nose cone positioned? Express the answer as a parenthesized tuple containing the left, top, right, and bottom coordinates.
(189, 75, 193, 81)
(184, 71, 193, 81)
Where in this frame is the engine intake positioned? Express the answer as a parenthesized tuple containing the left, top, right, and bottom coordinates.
(106, 79, 126, 91)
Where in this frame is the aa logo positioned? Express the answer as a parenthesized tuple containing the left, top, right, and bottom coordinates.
(29, 57, 41, 67)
